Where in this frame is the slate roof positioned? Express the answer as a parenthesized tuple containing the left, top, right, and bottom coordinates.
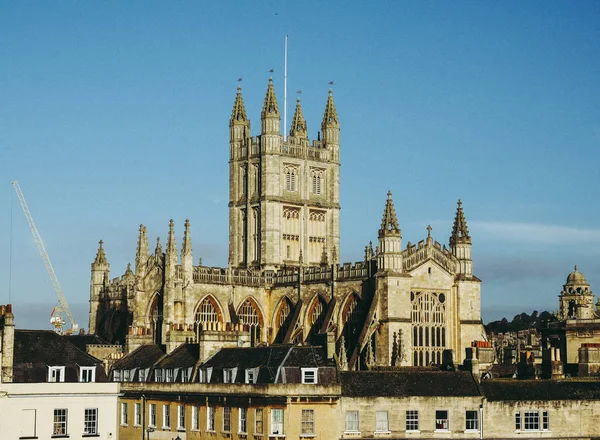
(155, 344, 199, 369)
(341, 370, 481, 397)
(481, 379, 600, 401)
(283, 346, 336, 368)
(13, 330, 107, 383)
(202, 345, 292, 369)
(66, 334, 111, 352)
(111, 344, 166, 371)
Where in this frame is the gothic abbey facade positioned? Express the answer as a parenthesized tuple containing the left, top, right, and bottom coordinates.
(89, 79, 485, 368)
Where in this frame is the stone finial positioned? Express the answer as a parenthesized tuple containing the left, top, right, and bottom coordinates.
(182, 219, 192, 256)
(378, 191, 401, 238)
(320, 245, 329, 266)
(450, 199, 471, 245)
(338, 336, 348, 371)
(230, 85, 248, 125)
(167, 219, 176, 255)
(155, 237, 162, 256)
(261, 77, 280, 118)
(289, 98, 308, 138)
(391, 332, 399, 366)
(93, 240, 107, 266)
(136, 224, 149, 264)
(427, 225, 432, 237)
(322, 89, 339, 129)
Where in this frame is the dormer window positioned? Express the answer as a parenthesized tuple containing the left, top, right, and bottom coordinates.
(165, 369, 174, 383)
(245, 367, 259, 384)
(48, 366, 65, 383)
(80, 366, 96, 383)
(113, 370, 121, 382)
(123, 369, 131, 382)
(154, 369, 163, 382)
(223, 368, 236, 383)
(139, 368, 148, 382)
(301, 368, 318, 384)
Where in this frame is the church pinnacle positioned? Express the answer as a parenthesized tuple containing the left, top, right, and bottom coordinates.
(450, 199, 471, 245)
(289, 98, 307, 138)
(322, 89, 339, 129)
(93, 240, 108, 265)
(230, 85, 248, 125)
(378, 191, 401, 238)
(167, 219, 177, 255)
(261, 77, 280, 118)
(182, 219, 192, 256)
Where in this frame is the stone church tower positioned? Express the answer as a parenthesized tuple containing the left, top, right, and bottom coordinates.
(228, 79, 341, 269)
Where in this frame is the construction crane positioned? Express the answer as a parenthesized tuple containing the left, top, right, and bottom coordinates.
(12, 181, 78, 334)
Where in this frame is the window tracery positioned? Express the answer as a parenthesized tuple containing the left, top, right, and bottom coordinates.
(411, 291, 447, 366)
(238, 298, 262, 347)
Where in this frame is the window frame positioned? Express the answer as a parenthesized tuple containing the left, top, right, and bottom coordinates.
(80, 366, 96, 383)
(207, 406, 215, 432)
(465, 410, 479, 431)
(48, 366, 65, 383)
(120, 402, 128, 426)
(301, 368, 318, 384)
(134, 403, 141, 426)
(239, 407, 247, 434)
(270, 408, 284, 435)
(162, 404, 171, 429)
(515, 412, 521, 431)
(177, 405, 185, 431)
(435, 409, 449, 431)
(191, 406, 200, 431)
(301, 409, 315, 436)
(149, 403, 157, 428)
(53, 408, 68, 436)
(406, 410, 419, 432)
(542, 410, 550, 431)
(375, 410, 389, 433)
(84, 408, 98, 435)
(223, 407, 231, 433)
(524, 411, 540, 431)
(255, 408, 264, 435)
(345, 410, 359, 433)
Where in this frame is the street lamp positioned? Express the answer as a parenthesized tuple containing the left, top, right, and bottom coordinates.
(146, 427, 155, 439)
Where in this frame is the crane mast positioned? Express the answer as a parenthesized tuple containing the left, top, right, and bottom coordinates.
(11, 181, 78, 334)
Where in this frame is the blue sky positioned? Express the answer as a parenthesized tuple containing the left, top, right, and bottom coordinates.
(1, 1, 599, 330)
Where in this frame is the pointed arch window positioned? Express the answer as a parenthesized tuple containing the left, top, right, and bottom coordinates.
(194, 296, 223, 335)
(284, 165, 298, 192)
(238, 298, 262, 347)
(311, 169, 324, 195)
(340, 294, 363, 359)
(411, 292, 447, 366)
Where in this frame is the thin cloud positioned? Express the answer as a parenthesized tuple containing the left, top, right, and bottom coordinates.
(470, 221, 600, 245)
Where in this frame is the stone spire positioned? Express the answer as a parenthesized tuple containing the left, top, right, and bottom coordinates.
(450, 199, 471, 245)
(136, 224, 149, 272)
(261, 78, 280, 135)
(321, 89, 340, 146)
(289, 98, 308, 138)
(322, 89, 339, 129)
(230, 86, 248, 125)
(167, 219, 177, 256)
(379, 191, 401, 238)
(182, 219, 192, 257)
(449, 199, 472, 276)
(93, 240, 107, 265)
(377, 191, 402, 273)
(154, 237, 163, 257)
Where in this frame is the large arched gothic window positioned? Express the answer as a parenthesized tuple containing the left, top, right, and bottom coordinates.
(273, 297, 294, 343)
(238, 298, 263, 347)
(147, 293, 162, 345)
(194, 296, 223, 339)
(411, 291, 447, 366)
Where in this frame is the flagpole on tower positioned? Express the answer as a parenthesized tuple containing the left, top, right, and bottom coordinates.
(284, 34, 288, 141)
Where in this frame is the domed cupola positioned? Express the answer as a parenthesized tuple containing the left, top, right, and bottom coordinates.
(559, 265, 594, 320)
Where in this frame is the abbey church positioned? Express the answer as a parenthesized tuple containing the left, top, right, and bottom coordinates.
(89, 79, 485, 369)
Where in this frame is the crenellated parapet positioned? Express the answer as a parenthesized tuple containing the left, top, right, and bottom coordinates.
(402, 239, 456, 274)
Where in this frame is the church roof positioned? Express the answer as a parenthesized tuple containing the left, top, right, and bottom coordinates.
(340, 370, 481, 397)
(155, 343, 199, 369)
(111, 344, 166, 371)
(450, 199, 471, 245)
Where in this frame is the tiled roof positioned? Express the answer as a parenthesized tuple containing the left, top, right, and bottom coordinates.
(66, 334, 111, 352)
(13, 330, 107, 383)
(155, 344, 199, 369)
(341, 370, 481, 397)
(111, 344, 166, 371)
(481, 379, 600, 401)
